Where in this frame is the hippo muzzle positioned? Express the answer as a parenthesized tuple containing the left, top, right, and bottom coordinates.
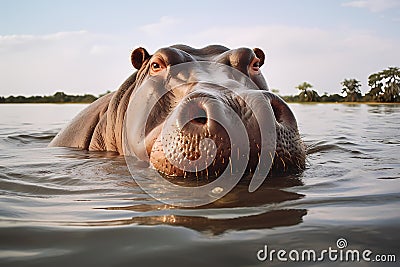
(123, 45, 306, 181)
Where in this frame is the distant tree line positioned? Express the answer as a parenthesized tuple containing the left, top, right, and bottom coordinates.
(1, 67, 399, 104)
(0, 91, 99, 103)
(281, 66, 400, 103)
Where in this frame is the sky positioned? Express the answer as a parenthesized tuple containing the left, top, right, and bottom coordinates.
(0, 0, 399, 97)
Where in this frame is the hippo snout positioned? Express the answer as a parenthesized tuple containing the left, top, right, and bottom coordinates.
(147, 83, 305, 179)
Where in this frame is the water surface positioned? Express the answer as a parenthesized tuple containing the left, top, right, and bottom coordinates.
(0, 103, 399, 266)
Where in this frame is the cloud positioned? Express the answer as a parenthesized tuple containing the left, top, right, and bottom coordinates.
(0, 31, 133, 96)
(0, 31, 87, 52)
(342, 0, 400, 12)
(139, 16, 181, 36)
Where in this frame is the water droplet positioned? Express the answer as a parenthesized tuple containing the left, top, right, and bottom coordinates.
(211, 187, 223, 194)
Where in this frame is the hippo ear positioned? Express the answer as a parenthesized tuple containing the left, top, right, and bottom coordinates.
(253, 48, 265, 67)
(131, 47, 151, 70)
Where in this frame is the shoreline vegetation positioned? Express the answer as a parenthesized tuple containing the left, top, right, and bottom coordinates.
(0, 91, 103, 104)
(1, 67, 399, 104)
(280, 66, 399, 104)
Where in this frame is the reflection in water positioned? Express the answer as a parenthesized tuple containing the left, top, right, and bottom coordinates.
(92, 178, 306, 235)
(127, 209, 307, 235)
(366, 103, 400, 114)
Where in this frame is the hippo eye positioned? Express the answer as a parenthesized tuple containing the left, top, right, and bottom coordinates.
(149, 57, 166, 75)
(152, 62, 161, 70)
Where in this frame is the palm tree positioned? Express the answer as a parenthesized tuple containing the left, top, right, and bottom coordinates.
(382, 67, 400, 84)
(296, 82, 319, 102)
(341, 79, 362, 102)
(381, 67, 400, 102)
(367, 73, 383, 101)
(296, 82, 313, 92)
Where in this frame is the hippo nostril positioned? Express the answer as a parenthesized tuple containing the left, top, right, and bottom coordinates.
(192, 107, 208, 125)
(193, 117, 207, 125)
(178, 100, 209, 127)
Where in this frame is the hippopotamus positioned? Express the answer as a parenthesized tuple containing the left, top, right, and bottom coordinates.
(49, 44, 306, 181)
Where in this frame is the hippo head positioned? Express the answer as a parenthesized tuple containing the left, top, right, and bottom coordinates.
(123, 45, 306, 182)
